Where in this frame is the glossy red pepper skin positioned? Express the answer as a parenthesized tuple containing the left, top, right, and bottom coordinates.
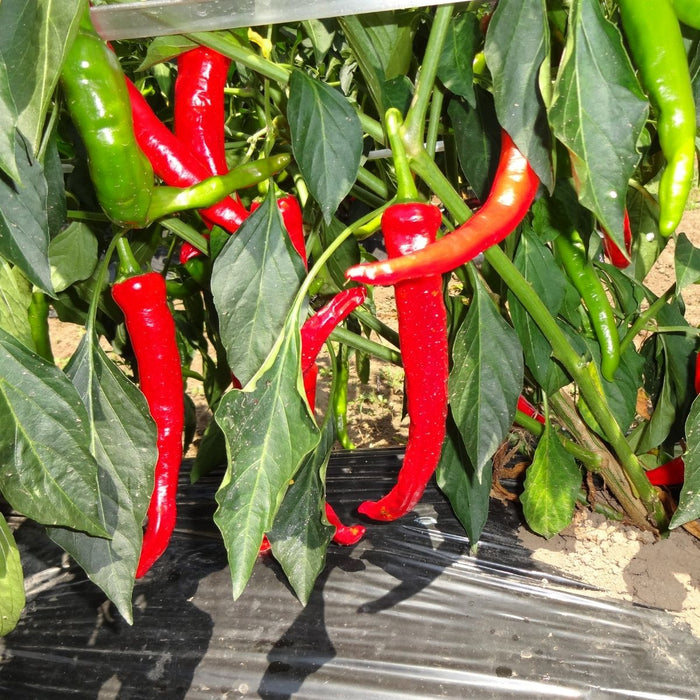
(175, 47, 231, 177)
(601, 209, 632, 269)
(125, 79, 249, 234)
(345, 131, 539, 286)
(646, 456, 685, 486)
(358, 202, 449, 520)
(111, 272, 184, 578)
(299, 286, 368, 544)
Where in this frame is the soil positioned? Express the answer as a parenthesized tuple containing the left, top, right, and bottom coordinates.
(45, 201, 700, 637)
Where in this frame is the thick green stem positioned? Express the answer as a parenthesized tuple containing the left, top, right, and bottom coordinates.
(352, 308, 401, 348)
(385, 108, 418, 200)
(356, 166, 390, 199)
(115, 236, 141, 278)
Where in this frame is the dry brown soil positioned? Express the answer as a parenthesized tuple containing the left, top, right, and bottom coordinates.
(45, 202, 700, 636)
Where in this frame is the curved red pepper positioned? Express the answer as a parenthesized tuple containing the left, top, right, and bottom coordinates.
(112, 272, 184, 578)
(299, 286, 368, 544)
(601, 209, 633, 269)
(345, 131, 539, 286)
(125, 79, 249, 235)
(358, 202, 449, 520)
(175, 47, 231, 177)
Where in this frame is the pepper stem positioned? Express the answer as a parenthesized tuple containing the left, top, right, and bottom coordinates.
(385, 108, 418, 201)
(115, 235, 141, 279)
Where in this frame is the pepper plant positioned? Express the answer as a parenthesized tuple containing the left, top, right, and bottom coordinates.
(1, 0, 700, 635)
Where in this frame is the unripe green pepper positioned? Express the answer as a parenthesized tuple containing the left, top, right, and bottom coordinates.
(618, 0, 697, 237)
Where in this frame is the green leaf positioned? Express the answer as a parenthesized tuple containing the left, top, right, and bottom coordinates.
(287, 69, 362, 223)
(339, 11, 416, 116)
(0, 513, 24, 636)
(675, 232, 700, 293)
(0, 328, 107, 537)
(302, 19, 336, 64)
(191, 419, 227, 483)
(549, 0, 648, 248)
(0, 132, 53, 293)
(47, 330, 157, 624)
(449, 269, 523, 479)
(448, 88, 500, 202)
(508, 227, 570, 392)
(627, 186, 665, 282)
(137, 35, 197, 71)
(214, 315, 320, 599)
(211, 194, 305, 386)
(520, 423, 581, 538)
(0, 259, 33, 349)
(437, 12, 481, 107)
(16, 0, 82, 156)
(671, 396, 700, 528)
(49, 222, 98, 293)
(436, 414, 492, 547)
(268, 417, 335, 605)
(484, 0, 553, 191)
(42, 131, 67, 238)
(601, 343, 645, 434)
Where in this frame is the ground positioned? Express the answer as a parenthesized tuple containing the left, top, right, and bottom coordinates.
(45, 200, 700, 637)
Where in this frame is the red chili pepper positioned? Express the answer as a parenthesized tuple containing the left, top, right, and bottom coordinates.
(645, 456, 685, 486)
(250, 195, 307, 268)
(601, 209, 633, 269)
(299, 286, 368, 544)
(357, 202, 449, 520)
(517, 395, 546, 425)
(111, 271, 184, 578)
(125, 79, 249, 236)
(175, 47, 231, 177)
(345, 130, 539, 286)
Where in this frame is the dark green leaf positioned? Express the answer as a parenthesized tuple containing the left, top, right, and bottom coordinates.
(627, 186, 665, 282)
(484, 0, 553, 190)
(268, 417, 335, 604)
(520, 423, 581, 538)
(437, 12, 481, 106)
(675, 232, 700, 293)
(48, 331, 157, 624)
(211, 194, 305, 386)
(302, 19, 336, 64)
(601, 343, 645, 434)
(381, 75, 413, 116)
(0, 132, 53, 293)
(191, 419, 227, 483)
(508, 228, 570, 392)
(339, 12, 416, 115)
(448, 88, 500, 202)
(43, 131, 67, 238)
(322, 217, 362, 291)
(0, 513, 24, 636)
(214, 315, 320, 599)
(671, 396, 700, 528)
(288, 70, 362, 223)
(549, 0, 648, 247)
(436, 414, 492, 547)
(450, 269, 523, 478)
(0, 328, 106, 536)
(0, 259, 33, 349)
(49, 222, 98, 293)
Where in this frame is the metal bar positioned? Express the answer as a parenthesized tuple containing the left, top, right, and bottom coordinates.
(91, 0, 459, 41)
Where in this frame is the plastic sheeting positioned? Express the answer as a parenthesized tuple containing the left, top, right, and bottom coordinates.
(2, 447, 700, 698)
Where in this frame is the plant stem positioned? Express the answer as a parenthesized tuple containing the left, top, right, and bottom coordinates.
(357, 166, 390, 199)
(330, 326, 402, 366)
(619, 283, 676, 355)
(403, 4, 454, 148)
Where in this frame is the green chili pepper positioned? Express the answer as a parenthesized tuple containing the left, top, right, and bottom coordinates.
(333, 345, 355, 450)
(552, 229, 620, 382)
(27, 291, 54, 363)
(60, 5, 289, 228)
(618, 0, 697, 237)
(60, 5, 153, 227)
(671, 0, 700, 29)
